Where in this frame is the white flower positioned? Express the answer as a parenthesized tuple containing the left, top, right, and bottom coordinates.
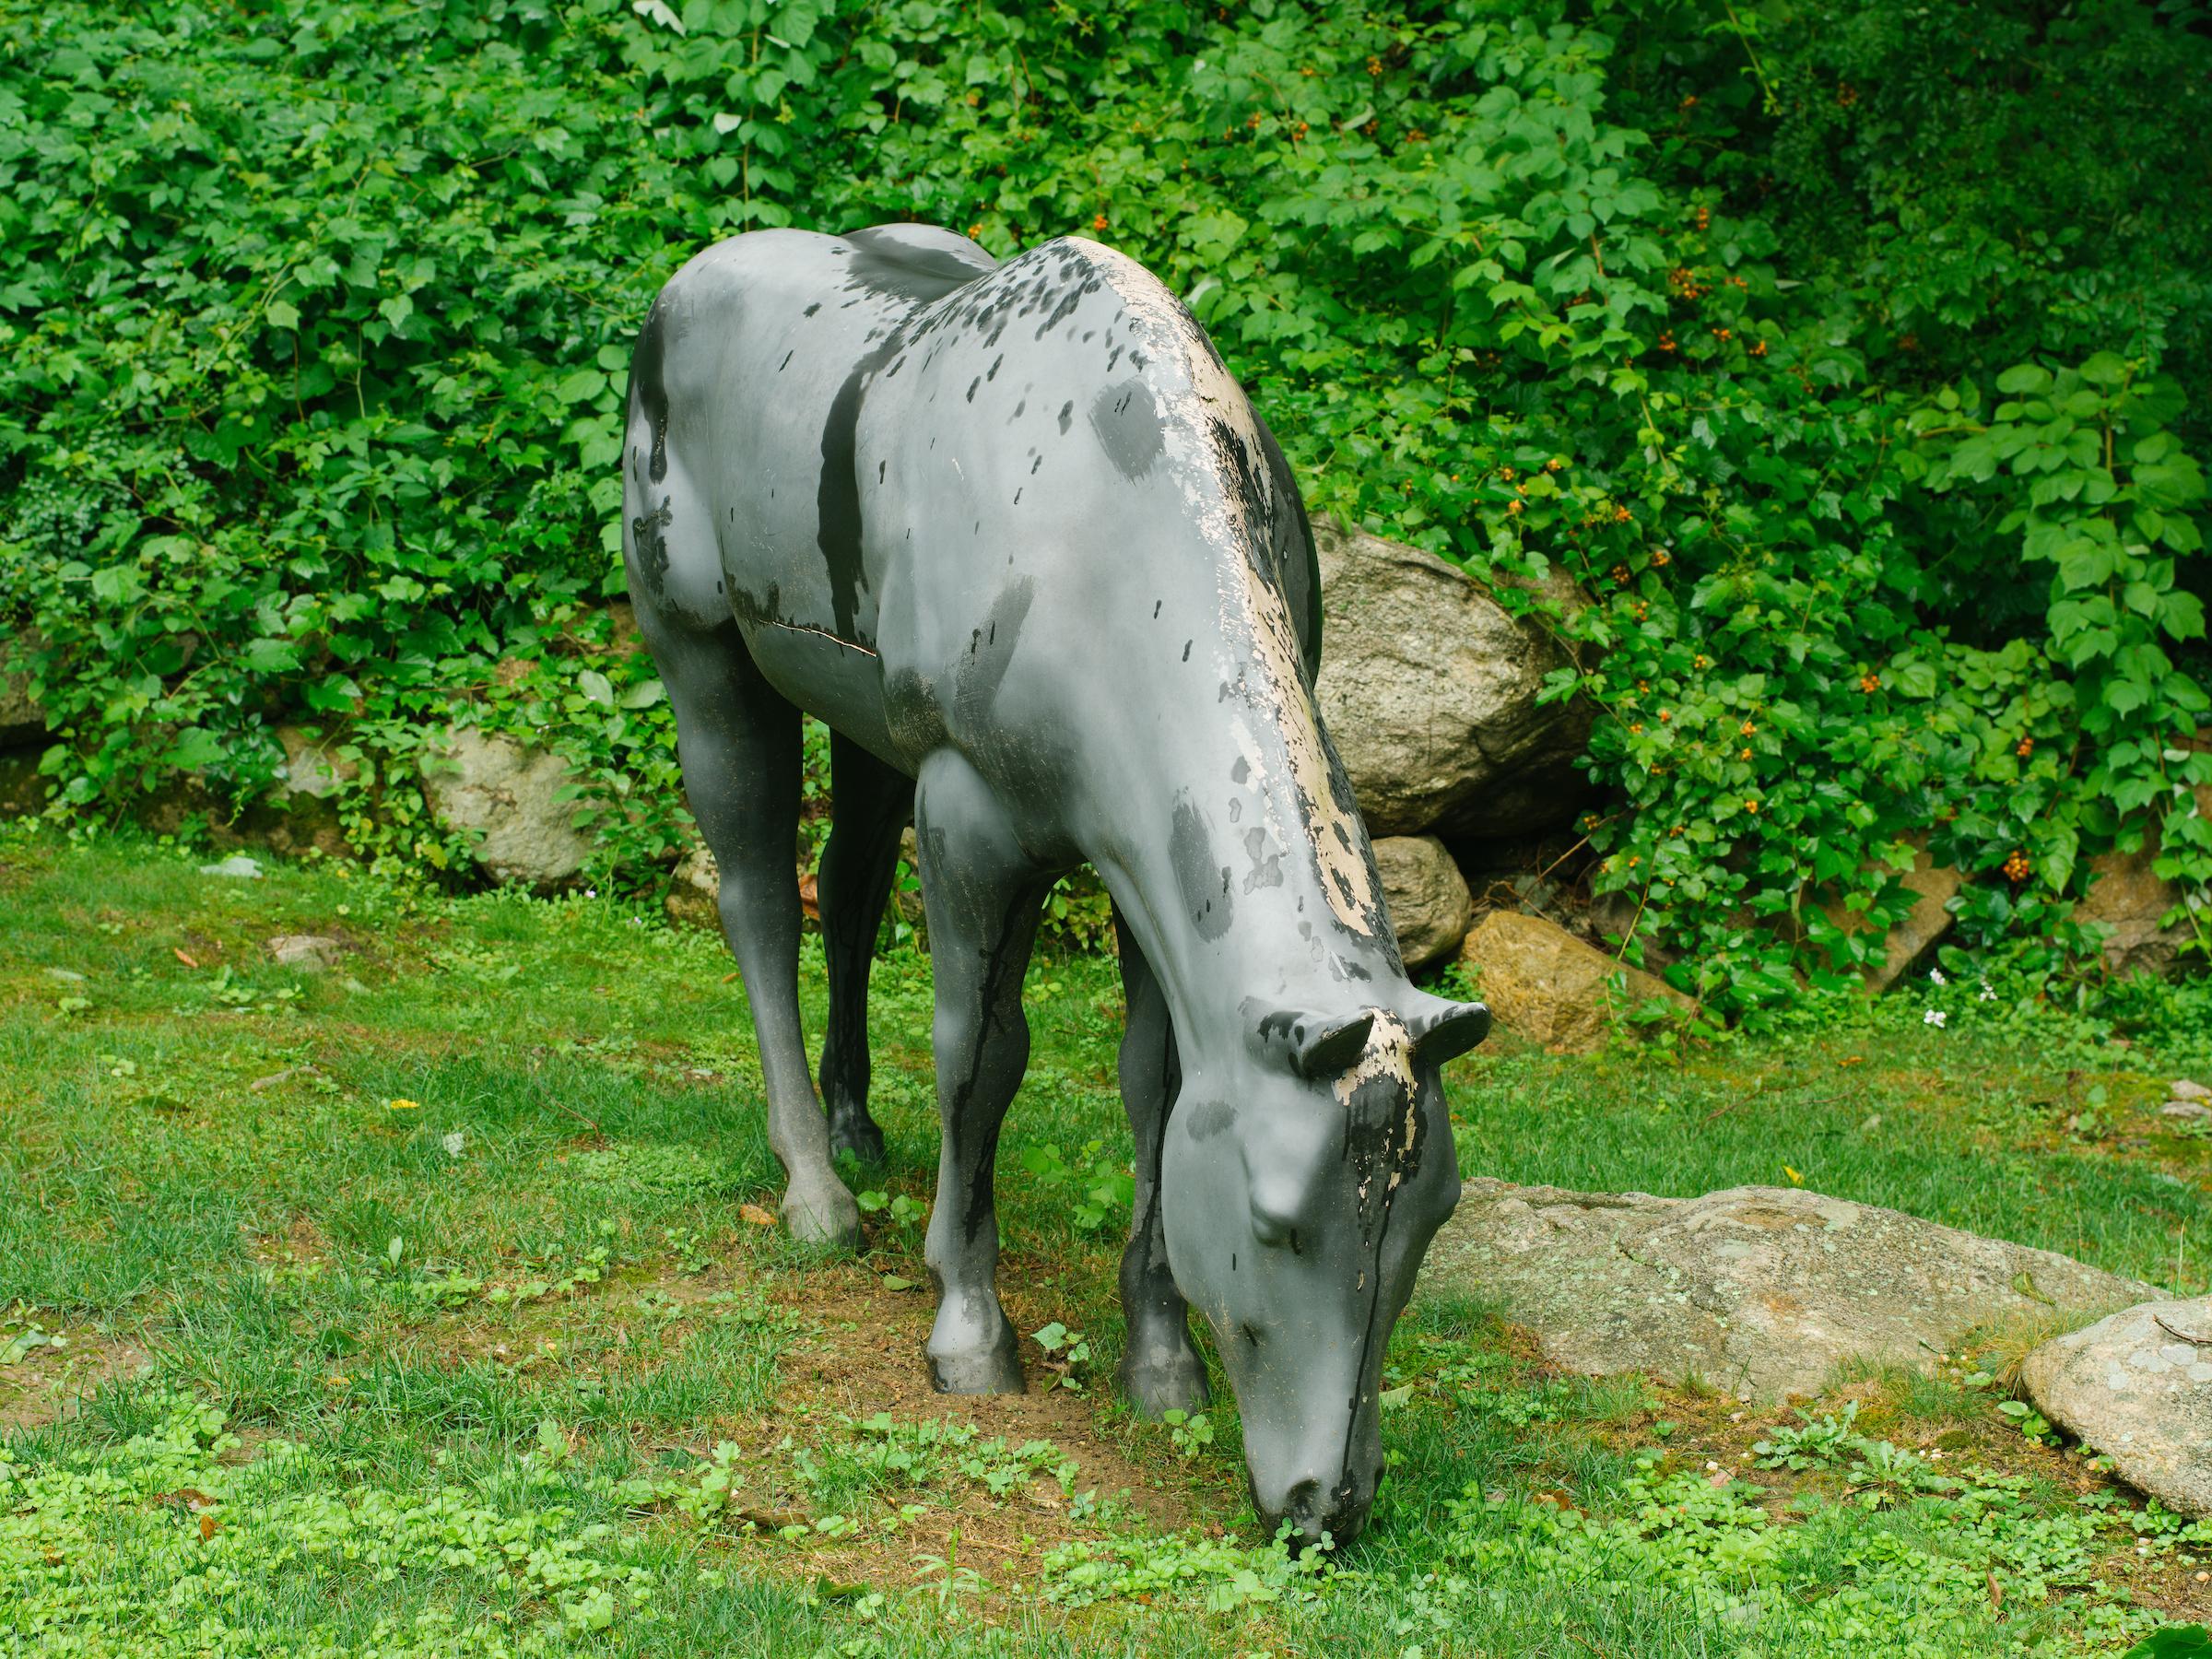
(1928, 968, 1947, 986)
(442, 1131, 467, 1158)
(1979, 981, 1996, 1003)
(1924, 1009, 1947, 1029)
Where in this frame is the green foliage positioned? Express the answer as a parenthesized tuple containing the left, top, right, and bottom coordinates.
(2, 0, 2209, 1009)
(1017, 1139, 1135, 1234)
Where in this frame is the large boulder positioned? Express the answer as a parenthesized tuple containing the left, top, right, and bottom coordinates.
(420, 727, 594, 888)
(1312, 518, 1590, 840)
(1460, 909, 1697, 1051)
(1424, 1180, 2152, 1400)
(1372, 835, 1473, 969)
(2022, 1299, 2212, 1516)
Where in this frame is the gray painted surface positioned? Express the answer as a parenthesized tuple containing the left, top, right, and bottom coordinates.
(620, 223, 1489, 1545)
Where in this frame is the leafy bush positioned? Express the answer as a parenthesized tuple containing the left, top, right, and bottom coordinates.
(2, 0, 2207, 1012)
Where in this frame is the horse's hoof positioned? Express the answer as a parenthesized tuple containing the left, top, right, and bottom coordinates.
(1120, 1347, 1210, 1418)
(828, 1112, 886, 1165)
(927, 1314, 1026, 1394)
(782, 1179, 861, 1250)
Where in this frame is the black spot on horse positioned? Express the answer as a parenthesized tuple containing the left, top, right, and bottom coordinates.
(817, 333, 904, 641)
(1170, 795, 1232, 942)
(630, 496, 674, 595)
(843, 225, 996, 304)
(625, 298, 671, 485)
(1088, 380, 1164, 481)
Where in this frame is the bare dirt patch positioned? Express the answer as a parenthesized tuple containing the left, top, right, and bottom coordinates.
(0, 1327, 152, 1432)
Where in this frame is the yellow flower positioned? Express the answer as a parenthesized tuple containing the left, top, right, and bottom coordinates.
(1783, 1165, 1803, 1186)
(386, 1098, 421, 1112)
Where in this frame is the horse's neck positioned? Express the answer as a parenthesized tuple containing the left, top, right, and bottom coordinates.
(1081, 656, 1401, 1059)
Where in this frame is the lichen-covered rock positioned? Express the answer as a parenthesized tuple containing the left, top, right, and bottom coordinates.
(1423, 1180, 2151, 1400)
(275, 726, 355, 802)
(1460, 909, 1697, 1051)
(1371, 835, 1473, 969)
(2023, 1299, 2212, 1515)
(1312, 518, 1590, 839)
(420, 727, 593, 888)
(2070, 789, 2212, 978)
(2077, 844, 2194, 978)
(665, 841, 722, 931)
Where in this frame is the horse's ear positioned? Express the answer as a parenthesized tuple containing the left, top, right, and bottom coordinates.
(1245, 1004, 1376, 1081)
(1406, 997, 1491, 1065)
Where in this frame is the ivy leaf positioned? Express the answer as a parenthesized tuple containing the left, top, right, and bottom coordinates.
(267, 299, 300, 331)
(619, 678, 667, 709)
(577, 670, 615, 708)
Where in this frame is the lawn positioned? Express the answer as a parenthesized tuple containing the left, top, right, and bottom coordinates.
(5, 825, 2212, 1656)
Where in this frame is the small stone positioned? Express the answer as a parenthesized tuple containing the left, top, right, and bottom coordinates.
(1371, 835, 1473, 969)
(2163, 1101, 2212, 1123)
(266, 935, 343, 972)
(198, 854, 264, 879)
(1460, 911, 1700, 1052)
(2173, 1079, 2212, 1102)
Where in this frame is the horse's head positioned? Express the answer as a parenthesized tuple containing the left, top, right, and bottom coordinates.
(1160, 993, 1488, 1546)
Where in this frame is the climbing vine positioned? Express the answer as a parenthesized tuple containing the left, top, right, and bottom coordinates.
(1, 0, 2206, 1011)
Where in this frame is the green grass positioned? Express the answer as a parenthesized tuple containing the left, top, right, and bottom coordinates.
(4, 823, 2211, 1655)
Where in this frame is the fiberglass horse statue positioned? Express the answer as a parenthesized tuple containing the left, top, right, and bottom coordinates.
(621, 223, 1490, 1546)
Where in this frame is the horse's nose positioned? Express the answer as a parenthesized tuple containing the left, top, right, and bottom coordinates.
(1263, 1474, 1370, 1548)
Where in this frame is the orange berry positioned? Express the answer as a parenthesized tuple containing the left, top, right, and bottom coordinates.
(1093, 213, 1109, 230)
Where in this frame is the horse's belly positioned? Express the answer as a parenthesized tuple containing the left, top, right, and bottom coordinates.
(738, 617, 906, 772)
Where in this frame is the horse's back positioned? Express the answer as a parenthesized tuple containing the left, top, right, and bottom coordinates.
(623, 226, 997, 637)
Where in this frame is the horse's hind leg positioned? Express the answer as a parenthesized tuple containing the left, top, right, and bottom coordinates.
(816, 731, 914, 1163)
(648, 618, 860, 1247)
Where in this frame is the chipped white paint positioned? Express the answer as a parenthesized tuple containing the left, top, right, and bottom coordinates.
(1333, 1008, 1416, 1112)
(1069, 237, 1380, 937)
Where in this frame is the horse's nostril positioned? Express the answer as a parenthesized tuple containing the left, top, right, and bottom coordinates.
(1280, 1477, 1324, 1521)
